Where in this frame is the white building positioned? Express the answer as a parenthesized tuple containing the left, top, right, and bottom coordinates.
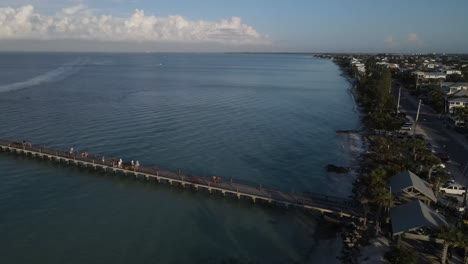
(448, 98, 468, 113)
(444, 82, 468, 95)
(445, 69, 462, 75)
(413, 71, 446, 80)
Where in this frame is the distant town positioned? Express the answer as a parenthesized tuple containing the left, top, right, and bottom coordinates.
(315, 53, 468, 264)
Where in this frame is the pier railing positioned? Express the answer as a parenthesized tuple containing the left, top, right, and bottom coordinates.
(0, 139, 365, 219)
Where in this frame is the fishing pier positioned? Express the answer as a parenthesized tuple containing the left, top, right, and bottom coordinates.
(0, 139, 365, 222)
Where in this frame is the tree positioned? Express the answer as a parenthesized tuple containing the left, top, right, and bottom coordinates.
(385, 245, 419, 264)
(453, 106, 468, 128)
(446, 73, 464, 82)
(427, 85, 446, 113)
(438, 223, 468, 264)
(373, 186, 393, 232)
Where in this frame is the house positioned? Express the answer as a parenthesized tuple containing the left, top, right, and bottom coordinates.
(441, 82, 468, 95)
(452, 89, 468, 97)
(446, 83, 468, 95)
(448, 98, 468, 113)
(390, 170, 437, 204)
(445, 69, 462, 75)
(390, 200, 447, 236)
(440, 82, 455, 91)
(413, 71, 446, 80)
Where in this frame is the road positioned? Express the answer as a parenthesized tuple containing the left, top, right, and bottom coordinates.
(393, 81, 468, 186)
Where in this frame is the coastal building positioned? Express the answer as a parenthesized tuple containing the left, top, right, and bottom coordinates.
(413, 71, 446, 80)
(448, 98, 468, 114)
(390, 200, 447, 236)
(444, 82, 468, 95)
(376, 62, 399, 69)
(445, 69, 462, 75)
(452, 89, 468, 97)
(390, 170, 437, 205)
(440, 82, 455, 91)
(351, 59, 366, 74)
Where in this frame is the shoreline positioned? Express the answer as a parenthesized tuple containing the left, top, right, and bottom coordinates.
(332, 58, 390, 263)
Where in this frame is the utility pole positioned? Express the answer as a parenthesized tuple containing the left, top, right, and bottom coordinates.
(412, 99, 422, 161)
(413, 99, 422, 139)
(396, 86, 401, 113)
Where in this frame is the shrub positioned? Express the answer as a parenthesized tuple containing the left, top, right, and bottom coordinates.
(384, 246, 419, 264)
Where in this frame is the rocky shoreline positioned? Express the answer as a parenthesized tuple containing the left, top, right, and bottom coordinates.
(333, 58, 379, 264)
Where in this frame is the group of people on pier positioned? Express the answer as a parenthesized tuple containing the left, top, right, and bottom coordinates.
(69, 146, 140, 171)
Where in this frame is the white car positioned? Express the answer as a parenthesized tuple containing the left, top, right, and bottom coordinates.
(439, 184, 466, 196)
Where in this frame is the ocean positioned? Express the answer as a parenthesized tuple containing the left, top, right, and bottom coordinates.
(0, 53, 360, 263)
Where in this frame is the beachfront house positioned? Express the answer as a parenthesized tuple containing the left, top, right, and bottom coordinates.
(390, 200, 447, 237)
(448, 98, 468, 114)
(390, 170, 437, 205)
(444, 82, 468, 95)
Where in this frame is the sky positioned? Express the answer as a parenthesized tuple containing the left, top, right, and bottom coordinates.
(0, 0, 467, 53)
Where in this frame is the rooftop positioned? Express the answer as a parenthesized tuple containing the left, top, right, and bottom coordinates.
(390, 200, 447, 235)
(452, 89, 468, 97)
(390, 170, 436, 202)
(448, 97, 468, 103)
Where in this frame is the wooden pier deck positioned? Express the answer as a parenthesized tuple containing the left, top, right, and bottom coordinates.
(0, 139, 365, 220)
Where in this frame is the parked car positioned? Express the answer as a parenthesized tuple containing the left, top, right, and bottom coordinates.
(401, 125, 412, 131)
(440, 183, 466, 196)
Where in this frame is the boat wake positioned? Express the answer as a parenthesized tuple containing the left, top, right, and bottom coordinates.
(0, 59, 87, 93)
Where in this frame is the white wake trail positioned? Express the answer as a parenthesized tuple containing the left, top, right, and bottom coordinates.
(0, 59, 87, 93)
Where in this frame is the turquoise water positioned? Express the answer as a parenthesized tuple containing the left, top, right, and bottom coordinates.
(0, 53, 359, 263)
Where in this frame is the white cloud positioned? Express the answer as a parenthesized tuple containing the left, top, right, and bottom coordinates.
(407, 33, 420, 44)
(0, 5, 268, 45)
(62, 4, 87, 15)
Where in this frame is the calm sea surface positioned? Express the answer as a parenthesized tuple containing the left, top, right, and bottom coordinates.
(0, 53, 360, 263)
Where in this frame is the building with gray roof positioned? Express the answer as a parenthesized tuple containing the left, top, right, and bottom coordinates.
(453, 89, 468, 97)
(390, 170, 437, 204)
(390, 200, 447, 236)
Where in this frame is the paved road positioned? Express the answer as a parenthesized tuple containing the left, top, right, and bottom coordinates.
(393, 82, 468, 186)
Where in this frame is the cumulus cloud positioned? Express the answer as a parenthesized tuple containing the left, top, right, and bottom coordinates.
(407, 33, 421, 44)
(0, 5, 268, 45)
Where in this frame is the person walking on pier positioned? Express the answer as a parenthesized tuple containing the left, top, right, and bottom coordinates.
(135, 160, 140, 170)
(131, 160, 134, 168)
(102, 156, 105, 164)
(118, 159, 122, 168)
(70, 147, 74, 154)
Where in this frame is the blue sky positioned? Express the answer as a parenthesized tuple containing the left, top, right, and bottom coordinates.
(0, 0, 467, 52)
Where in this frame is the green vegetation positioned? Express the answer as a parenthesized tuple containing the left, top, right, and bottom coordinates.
(453, 106, 468, 128)
(354, 135, 441, 221)
(334, 56, 452, 263)
(384, 246, 419, 264)
(446, 74, 465, 82)
(427, 85, 446, 113)
(355, 63, 402, 130)
(437, 223, 468, 264)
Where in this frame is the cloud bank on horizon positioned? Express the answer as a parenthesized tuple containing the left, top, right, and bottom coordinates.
(0, 5, 268, 45)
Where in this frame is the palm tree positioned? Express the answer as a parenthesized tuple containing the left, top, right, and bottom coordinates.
(373, 187, 394, 235)
(438, 223, 467, 264)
